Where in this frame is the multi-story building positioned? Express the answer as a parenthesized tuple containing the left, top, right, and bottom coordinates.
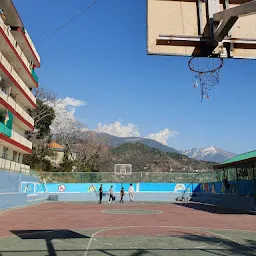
(0, 1, 40, 173)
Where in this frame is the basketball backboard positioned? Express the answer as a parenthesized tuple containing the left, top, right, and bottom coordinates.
(147, 0, 256, 59)
(114, 164, 132, 175)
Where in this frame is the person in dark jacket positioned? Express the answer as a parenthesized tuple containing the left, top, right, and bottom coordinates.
(99, 184, 103, 204)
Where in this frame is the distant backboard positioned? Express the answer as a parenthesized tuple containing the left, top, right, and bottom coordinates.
(147, 0, 256, 59)
(114, 164, 132, 175)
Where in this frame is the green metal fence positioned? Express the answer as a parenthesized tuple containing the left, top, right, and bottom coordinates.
(36, 172, 201, 183)
(21, 165, 256, 186)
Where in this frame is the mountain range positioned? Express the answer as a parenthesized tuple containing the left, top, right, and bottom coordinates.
(93, 133, 236, 163)
(181, 146, 236, 163)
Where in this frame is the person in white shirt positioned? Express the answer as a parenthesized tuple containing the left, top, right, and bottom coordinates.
(108, 185, 115, 203)
(128, 184, 135, 203)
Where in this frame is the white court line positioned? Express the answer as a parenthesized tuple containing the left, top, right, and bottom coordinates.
(208, 230, 256, 252)
(83, 225, 256, 256)
(0, 224, 255, 254)
(84, 227, 115, 256)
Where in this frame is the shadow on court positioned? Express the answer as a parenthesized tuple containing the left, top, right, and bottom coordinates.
(0, 229, 254, 255)
(174, 202, 256, 215)
(10, 229, 90, 256)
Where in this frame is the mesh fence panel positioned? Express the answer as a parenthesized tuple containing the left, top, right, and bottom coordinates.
(31, 169, 253, 184)
(36, 172, 201, 183)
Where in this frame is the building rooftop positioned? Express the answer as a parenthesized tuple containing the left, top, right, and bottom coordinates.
(215, 150, 256, 169)
(48, 142, 65, 151)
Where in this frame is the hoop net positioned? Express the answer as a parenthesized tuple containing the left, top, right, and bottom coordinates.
(188, 57, 223, 101)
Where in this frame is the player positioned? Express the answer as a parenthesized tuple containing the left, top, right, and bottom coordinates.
(128, 184, 135, 203)
(120, 187, 125, 203)
(98, 184, 103, 204)
(108, 185, 114, 203)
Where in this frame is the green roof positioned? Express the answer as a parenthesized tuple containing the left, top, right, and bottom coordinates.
(221, 150, 256, 165)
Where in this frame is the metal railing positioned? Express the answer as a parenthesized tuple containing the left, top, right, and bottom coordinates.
(36, 172, 201, 183)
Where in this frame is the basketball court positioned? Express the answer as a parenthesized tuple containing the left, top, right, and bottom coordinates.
(0, 201, 255, 255)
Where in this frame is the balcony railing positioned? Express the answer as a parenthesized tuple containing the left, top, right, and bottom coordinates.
(0, 15, 37, 84)
(0, 121, 32, 149)
(0, 121, 11, 137)
(0, 156, 30, 173)
(0, 89, 34, 127)
(0, 52, 36, 107)
(31, 68, 39, 83)
(11, 129, 32, 149)
(24, 28, 40, 64)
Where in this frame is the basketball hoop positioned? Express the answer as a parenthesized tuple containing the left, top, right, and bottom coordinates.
(188, 57, 223, 101)
(114, 164, 132, 187)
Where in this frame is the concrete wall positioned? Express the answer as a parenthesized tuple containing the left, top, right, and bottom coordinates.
(192, 192, 256, 212)
(0, 192, 27, 209)
(0, 170, 38, 193)
(46, 192, 192, 202)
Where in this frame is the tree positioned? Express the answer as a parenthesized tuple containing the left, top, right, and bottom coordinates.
(24, 88, 57, 170)
(23, 137, 57, 172)
(75, 132, 109, 172)
(30, 88, 56, 138)
(57, 144, 76, 172)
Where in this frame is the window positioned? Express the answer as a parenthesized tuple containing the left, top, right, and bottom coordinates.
(12, 151, 17, 162)
(17, 153, 21, 163)
(2, 147, 8, 159)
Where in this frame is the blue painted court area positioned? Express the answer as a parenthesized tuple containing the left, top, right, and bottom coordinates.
(34, 182, 198, 194)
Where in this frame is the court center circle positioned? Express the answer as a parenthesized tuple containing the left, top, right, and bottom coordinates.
(101, 209, 163, 215)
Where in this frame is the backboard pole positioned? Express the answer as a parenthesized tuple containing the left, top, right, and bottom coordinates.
(197, 0, 204, 35)
(224, 0, 231, 37)
(213, 0, 256, 42)
(207, 0, 220, 38)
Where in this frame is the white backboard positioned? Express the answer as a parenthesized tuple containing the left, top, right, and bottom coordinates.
(147, 0, 256, 59)
(114, 164, 132, 175)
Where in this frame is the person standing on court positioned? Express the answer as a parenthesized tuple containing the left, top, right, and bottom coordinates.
(120, 187, 125, 203)
(108, 185, 114, 203)
(99, 184, 103, 204)
(128, 184, 135, 203)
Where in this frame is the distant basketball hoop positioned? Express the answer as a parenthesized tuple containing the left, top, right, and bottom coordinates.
(114, 164, 132, 176)
(114, 164, 132, 186)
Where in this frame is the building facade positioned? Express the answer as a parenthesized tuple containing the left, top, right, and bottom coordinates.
(0, 1, 40, 173)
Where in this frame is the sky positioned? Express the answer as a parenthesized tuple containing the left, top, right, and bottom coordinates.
(13, 0, 256, 154)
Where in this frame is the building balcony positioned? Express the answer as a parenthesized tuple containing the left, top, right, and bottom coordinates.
(0, 122, 32, 153)
(0, 157, 30, 174)
(0, 89, 34, 131)
(0, 52, 36, 109)
(31, 68, 39, 83)
(11, 28, 40, 68)
(0, 15, 38, 88)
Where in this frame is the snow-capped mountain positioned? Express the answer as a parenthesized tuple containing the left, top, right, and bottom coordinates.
(181, 146, 236, 163)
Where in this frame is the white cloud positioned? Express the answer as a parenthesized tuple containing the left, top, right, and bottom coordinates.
(95, 121, 140, 137)
(94, 121, 179, 146)
(146, 128, 179, 145)
(50, 97, 86, 134)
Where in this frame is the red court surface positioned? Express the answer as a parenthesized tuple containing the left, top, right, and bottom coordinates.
(0, 201, 255, 255)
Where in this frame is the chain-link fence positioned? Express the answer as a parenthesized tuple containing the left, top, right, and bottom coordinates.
(24, 164, 256, 186)
(36, 172, 201, 184)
